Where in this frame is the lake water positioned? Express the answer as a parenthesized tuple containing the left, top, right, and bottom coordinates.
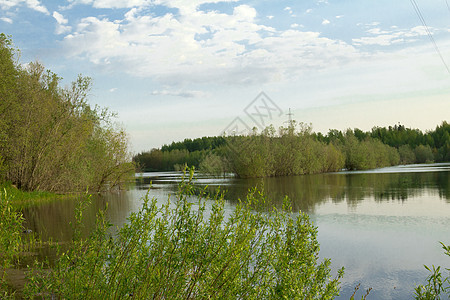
(22, 163, 450, 299)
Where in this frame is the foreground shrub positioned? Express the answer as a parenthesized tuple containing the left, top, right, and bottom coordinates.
(415, 242, 450, 299)
(25, 169, 344, 299)
(0, 189, 24, 299)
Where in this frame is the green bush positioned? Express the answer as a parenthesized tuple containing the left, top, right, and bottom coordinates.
(0, 188, 24, 298)
(414, 145, 435, 164)
(415, 242, 450, 299)
(344, 132, 400, 171)
(199, 153, 228, 176)
(24, 169, 344, 299)
(399, 145, 416, 164)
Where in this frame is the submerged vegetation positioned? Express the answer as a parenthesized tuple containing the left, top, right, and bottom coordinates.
(0, 34, 134, 192)
(134, 121, 450, 177)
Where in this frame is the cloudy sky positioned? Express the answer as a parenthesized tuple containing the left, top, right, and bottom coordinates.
(1, 0, 450, 152)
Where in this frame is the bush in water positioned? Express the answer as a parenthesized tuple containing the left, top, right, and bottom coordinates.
(24, 168, 344, 299)
(0, 188, 24, 299)
(415, 242, 450, 299)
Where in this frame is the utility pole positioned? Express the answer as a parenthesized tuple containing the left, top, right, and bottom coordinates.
(286, 108, 294, 128)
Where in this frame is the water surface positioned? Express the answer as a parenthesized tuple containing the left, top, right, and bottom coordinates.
(22, 163, 450, 299)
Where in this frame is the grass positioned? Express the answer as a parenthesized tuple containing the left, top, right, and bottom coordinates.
(0, 182, 75, 209)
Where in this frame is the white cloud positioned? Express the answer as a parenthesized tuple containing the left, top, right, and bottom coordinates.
(53, 11, 72, 34)
(60, 3, 364, 86)
(151, 89, 209, 98)
(367, 28, 389, 35)
(65, 0, 150, 9)
(267, 15, 274, 20)
(26, 0, 48, 13)
(284, 6, 293, 14)
(109, 87, 118, 92)
(0, 17, 13, 23)
(353, 35, 402, 46)
(66, 0, 239, 11)
(322, 19, 330, 25)
(367, 22, 380, 27)
(409, 26, 428, 36)
(353, 26, 429, 46)
(0, 0, 49, 14)
(158, 0, 239, 12)
(53, 11, 68, 24)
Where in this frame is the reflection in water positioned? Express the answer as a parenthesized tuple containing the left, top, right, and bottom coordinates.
(20, 163, 450, 300)
(197, 168, 450, 213)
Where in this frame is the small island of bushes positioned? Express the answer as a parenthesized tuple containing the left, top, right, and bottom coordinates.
(134, 121, 450, 177)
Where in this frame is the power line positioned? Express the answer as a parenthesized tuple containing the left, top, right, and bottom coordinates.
(410, 0, 450, 75)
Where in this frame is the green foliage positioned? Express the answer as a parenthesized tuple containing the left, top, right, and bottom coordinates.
(370, 122, 450, 163)
(161, 136, 226, 152)
(344, 131, 399, 171)
(0, 34, 134, 192)
(225, 122, 346, 178)
(414, 145, 435, 164)
(24, 169, 344, 299)
(0, 188, 24, 298)
(399, 145, 416, 165)
(0, 182, 69, 208)
(199, 152, 228, 176)
(134, 121, 449, 177)
(134, 148, 207, 171)
(415, 242, 450, 299)
(349, 283, 372, 300)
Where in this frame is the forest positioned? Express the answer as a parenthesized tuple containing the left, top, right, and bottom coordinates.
(0, 34, 134, 192)
(133, 121, 450, 178)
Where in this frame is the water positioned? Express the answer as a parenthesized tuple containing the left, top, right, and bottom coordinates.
(22, 163, 450, 299)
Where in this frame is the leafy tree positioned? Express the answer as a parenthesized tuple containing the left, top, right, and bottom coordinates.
(199, 153, 228, 176)
(0, 35, 133, 192)
(399, 145, 416, 165)
(137, 120, 449, 176)
(414, 145, 434, 164)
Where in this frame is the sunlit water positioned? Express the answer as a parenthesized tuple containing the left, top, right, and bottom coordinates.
(22, 163, 450, 299)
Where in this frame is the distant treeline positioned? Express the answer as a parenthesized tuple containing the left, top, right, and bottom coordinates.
(0, 34, 134, 192)
(134, 121, 450, 178)
(161, 136, 226, 152)
(133, 136, 226, 171)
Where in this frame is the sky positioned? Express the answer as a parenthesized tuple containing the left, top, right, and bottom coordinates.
(1, 0, 450, 153)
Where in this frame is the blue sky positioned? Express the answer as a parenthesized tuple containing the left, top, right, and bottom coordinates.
(1, 0, 450, 152)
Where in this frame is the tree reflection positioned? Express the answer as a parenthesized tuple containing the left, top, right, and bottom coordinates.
(201, 170, 450, 213)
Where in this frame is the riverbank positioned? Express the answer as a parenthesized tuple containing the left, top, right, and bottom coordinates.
(0, 182, 73, 209)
